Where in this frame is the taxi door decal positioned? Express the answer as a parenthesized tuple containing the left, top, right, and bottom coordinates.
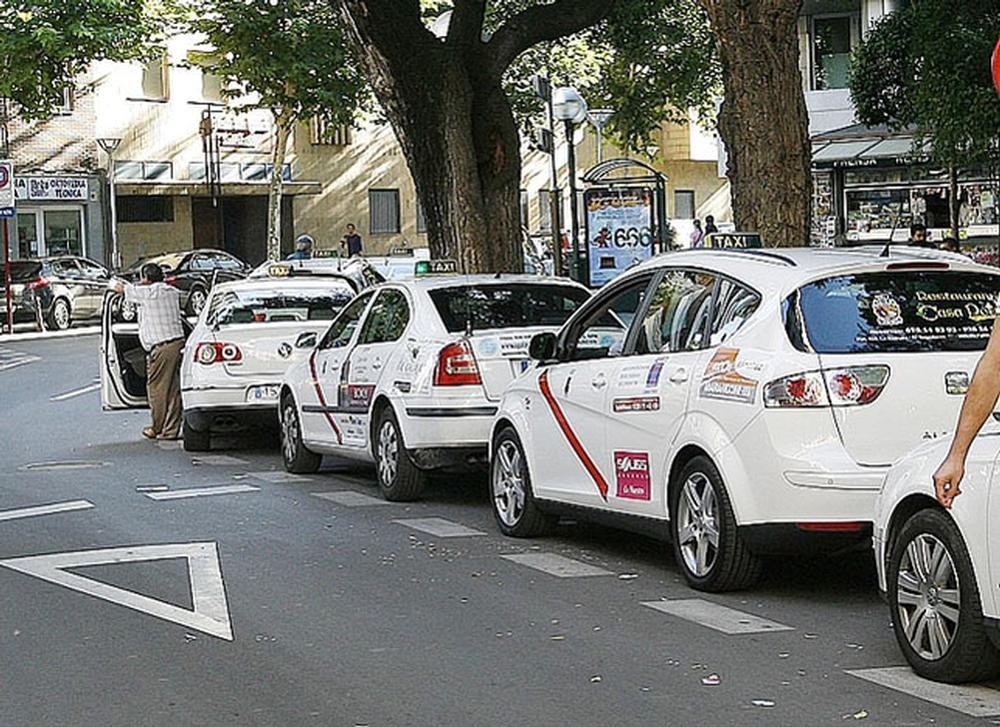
(309, 351, 343, 444)
(538, 369, 608, 501)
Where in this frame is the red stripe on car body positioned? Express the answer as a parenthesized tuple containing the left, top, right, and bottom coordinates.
(309, 351, 342, 445)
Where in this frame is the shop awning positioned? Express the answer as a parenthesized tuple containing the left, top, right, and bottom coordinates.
(811, 123, 918, 167)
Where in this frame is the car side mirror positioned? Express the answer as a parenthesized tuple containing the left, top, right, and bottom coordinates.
(295, 331, 318, 349)
(529, 331, 557, 361)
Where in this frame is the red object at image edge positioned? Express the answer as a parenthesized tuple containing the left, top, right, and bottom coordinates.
(993, 37, 1000, 95)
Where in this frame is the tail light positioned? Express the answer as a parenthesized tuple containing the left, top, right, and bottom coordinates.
(434, 340, 481, 386)
(194, 342, 242, 365)
(764, 366, 889, 408)
(27, 277, 49, 290)
(164, 275, 178, 285)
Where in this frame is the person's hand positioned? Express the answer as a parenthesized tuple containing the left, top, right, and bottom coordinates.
(933, 453, 965, 508)
(111, 279, 125, 294)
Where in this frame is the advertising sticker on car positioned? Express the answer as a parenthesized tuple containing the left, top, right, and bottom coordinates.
(614, 451, 651, 500)
(613, 396, 660, 413)
(700, 348, 762, 404)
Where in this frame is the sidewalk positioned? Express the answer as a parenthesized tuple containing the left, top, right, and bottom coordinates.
(0, 325, 100, 343)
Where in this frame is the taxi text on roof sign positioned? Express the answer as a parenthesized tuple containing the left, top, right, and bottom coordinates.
(389, 246, 414, 257)
(703, 232, 763, 250)
(415, 259, 459, 275)
(268, 264, 292, 277)
(313, 249, 340, 258)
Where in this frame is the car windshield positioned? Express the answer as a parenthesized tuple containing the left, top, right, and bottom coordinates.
(10, 261, 42, 283)
(207, 284, 356, 326)
(429, 283, 590, 333)
(787, 270, 1000, 353)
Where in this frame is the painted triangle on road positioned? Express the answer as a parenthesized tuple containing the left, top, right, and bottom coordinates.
(0, 542, 233, 641)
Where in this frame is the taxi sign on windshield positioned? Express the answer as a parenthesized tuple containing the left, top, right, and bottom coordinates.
(415, 259, 458, 275)
(313, 248, 340, 258)
(704, 232, 763, 250)
(268, 263, 292, 277)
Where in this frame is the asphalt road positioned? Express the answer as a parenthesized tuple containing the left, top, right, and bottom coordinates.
(1, 334, 998, 726)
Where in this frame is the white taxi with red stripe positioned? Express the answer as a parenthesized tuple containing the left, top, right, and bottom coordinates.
(277, 269, 591, 501)
(488, 246, 1000, 592)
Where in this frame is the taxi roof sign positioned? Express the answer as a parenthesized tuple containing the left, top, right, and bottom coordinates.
(313, 248, 340, 258)
(268, 263, 292, 277)
(703, 232, 762, 250)
(389, 246, 414, 257)
(415, 259, 458, 275)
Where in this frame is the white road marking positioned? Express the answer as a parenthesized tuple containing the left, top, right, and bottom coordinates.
(155, 440, 182, 451)
(19, 460, 109, 471)
(248, 471, 312, 483)
(847, 667, 1000, 717)
(191, 455, 249, 466)
(0, 500, 94, 522)
(0, 542, 233, 640)
(500, 552, 613, 578)
(0, 348, 41, 372)
(312, 491, 389, 507)
(0, 326, 98, 342)
(144, 484, 260, 501)
(393, 517, 486, 538)
(49, 383, 101, 401)
(641, 598, 795, 635)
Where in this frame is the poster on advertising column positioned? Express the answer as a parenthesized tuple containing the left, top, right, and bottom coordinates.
(584, 187, 654, 287)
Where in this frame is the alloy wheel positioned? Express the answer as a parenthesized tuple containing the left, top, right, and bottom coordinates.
(281, 404, 298, 463)
(377, 420, 398, 486)
(53, 300, 70, 329)
(896, 533, 961, 660)
(676, 472, 720, 578)
(493, 440, 526, 527)
(189, 289, 207, 314)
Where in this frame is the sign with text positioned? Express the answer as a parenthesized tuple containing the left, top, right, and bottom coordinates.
(703, 232, 763, 249)
(0, 161, 13, 212)
(584, 187, 654, 287)
(14, 176, 88, 202)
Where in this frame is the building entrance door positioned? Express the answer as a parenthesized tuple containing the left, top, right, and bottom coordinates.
(191, 196, 290, 266)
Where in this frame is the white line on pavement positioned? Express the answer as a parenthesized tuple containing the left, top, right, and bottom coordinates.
(191, 455, 249, 466)
(846, 667, 1000, 717)
(0, 500, 95, 522)
(247, 471, 313, 483)
(0, 325, 100, 342)
(500, 552, 613, 578)
(49, 383, 101, 401)
(144, 484, 260, 501)
(312, 491, 389, 507)
(0, 356, 40, 372)
(641, 598, 795, 635)
(393, 517, 486, 538)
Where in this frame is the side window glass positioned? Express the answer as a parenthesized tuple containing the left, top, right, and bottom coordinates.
(710, 279, 761, 347)
(78, 260, 105, 279)
(320, 293, 372, 349)
(52, 259, 81, 277)
(565, 277, 651, 361)
(359, 289, 410, 345)
(635, 270, 716, 354)
(188, 255, 210, 271)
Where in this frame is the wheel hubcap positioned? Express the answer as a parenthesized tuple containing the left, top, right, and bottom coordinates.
(281, 404, 298, 463)
(896, 533, 960, 660)
(676, 473, 720, 578)
(190, 291, 206, 313)
(377, 421, 398, 486)
(492, 440, 526, 527)
(55, 302, 69, 327)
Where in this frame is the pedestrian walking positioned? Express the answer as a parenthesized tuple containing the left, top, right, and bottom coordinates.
(113, 264, 185, 440)
(341, 224, 363, 257)
(690, 219, 705, 248)
(286, 233, 314, 260)
(908, 222, 932, 248)
(704, 215, 719, 235)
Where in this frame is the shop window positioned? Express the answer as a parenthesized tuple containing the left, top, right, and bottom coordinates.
(674, 190, 695, 219)
(416, 197, 427, 234)
(43, 210, 83, 257)
(139, 53, 170, 100)
(369, 189, 401, 234)
(16, 212, 40, 258)
(810, 14, 859, 91)
(310, 117, 352, 145)
(118, 196, 175, 223)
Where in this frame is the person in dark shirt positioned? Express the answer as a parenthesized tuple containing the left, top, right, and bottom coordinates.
(704, 215, 719, 235)
(909, 222, 932, 248)
(286, 234, 314, 260)
(341, 224, 363, 257)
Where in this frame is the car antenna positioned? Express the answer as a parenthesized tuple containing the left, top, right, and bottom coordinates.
(880, 243, 891, 258)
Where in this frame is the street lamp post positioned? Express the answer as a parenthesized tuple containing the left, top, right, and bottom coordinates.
(552, 87, 588, 284)
(587, 108, 614, 164)
(98, 137, 122, 269)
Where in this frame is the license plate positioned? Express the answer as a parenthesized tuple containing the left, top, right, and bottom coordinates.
(246, 385, 279, 402)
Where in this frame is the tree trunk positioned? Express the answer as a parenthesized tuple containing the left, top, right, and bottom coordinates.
(701, 0, 812, 248)
(948, 163, 960, 242)
(266, 110, 292, 262)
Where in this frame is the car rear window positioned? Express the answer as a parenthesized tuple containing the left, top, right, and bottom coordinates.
(429, 284, 590, 333)
(786, 271, 1000, 353)
(207, 284, 356, 326)
(10, 262, 42, 283)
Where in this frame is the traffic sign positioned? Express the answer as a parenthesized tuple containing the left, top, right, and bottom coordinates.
(0, 160, 14, 213)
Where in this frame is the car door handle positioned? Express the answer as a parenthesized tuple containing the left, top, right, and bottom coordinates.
(591, 373, 607, 389)
(669, 368, 689, 384)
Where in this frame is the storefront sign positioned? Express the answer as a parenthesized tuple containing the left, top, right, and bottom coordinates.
(14, 176, 88, 202)
(0, 160, 14, 214)
(584, 187, 654, 287)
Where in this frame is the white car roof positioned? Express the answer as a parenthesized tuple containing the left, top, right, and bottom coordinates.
(382, 273, 589, 292)
(211, 276, 356, 295)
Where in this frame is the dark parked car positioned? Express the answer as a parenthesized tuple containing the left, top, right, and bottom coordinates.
(124, 249, 251, 316)
(2, 256, 111, 331)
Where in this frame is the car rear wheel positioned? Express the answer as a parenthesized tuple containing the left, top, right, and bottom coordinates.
(888, 508, 1000, 683)
(374, 406, 425, 502)
(46, 298, 71, 331)
(186, 287, 207, 316)
(491, 427, 555, 537)
(182, 416, 211, 452)
(670, 456, 762, 592)
(280, 398, 321, 474)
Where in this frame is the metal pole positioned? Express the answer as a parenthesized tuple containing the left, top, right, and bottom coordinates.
(565, 119, 582, 284)
(546, 89, 563, 278)
(597, 131, 603, 165)
(108, 153, 119, 269)
(3, 217, 12, 334)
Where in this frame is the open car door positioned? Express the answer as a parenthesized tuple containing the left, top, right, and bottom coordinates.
(100, 290, 148, 410)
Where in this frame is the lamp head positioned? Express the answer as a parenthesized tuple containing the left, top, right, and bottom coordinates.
(552, 87, 588, 124)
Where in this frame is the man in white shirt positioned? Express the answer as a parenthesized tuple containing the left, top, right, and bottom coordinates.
(113, 263, 185, 440)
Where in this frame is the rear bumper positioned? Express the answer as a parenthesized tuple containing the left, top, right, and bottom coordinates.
(182, 382, 281, 411)
(184, 405, 277, 432)
(741, 522, 873, 557)
(397, 404, 497, 449)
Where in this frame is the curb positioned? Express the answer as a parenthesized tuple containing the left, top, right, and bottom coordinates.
(0, 326, 100, 343)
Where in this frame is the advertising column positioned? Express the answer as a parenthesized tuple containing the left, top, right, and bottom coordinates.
(583, 187, 654, 288)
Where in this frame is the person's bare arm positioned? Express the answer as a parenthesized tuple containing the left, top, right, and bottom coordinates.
(933, 318, 1000, 507)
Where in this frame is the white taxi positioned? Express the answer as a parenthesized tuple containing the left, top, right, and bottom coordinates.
(277, 269, 592, 501)
(101, 265, 359, 451)
(488, 246, 1000, 592)
(873, 435, 1000, 683)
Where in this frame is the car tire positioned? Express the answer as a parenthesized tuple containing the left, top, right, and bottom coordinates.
(887, 508, 1000, 683)
(45, 298, 72, 331)
(186, 286, 207, 317)
(490, 426, 555, 537)
(182, 417, 211, 452)
(670, 455, 762, 592)
(373, 406, 425, 502)
(280, 397, 321, 474)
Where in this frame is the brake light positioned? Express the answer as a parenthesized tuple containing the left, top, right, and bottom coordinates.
(27, 277, 49, 290)
(434, 340, 481, 386)
(164, 275, 178, 285)
(764, 366, 889, 408)
(194, 342, 242, 365)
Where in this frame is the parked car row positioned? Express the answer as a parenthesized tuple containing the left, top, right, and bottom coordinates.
(100, 244, 1000, 684)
